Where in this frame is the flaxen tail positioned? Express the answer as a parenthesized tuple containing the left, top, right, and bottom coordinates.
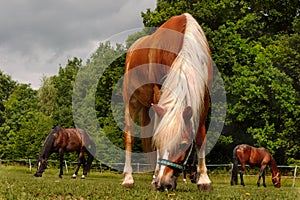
(230, 146, 239, 185)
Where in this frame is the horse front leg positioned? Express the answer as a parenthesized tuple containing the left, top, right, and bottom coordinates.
(151, 151, 160, 189)
(183, 166, 187, 184)
(240, 164, 246, 186)
(262, 171, 266, 187)
(195, 125, 212, 191)
(257, 164, 267, 187)
(190, 152, 197, 184)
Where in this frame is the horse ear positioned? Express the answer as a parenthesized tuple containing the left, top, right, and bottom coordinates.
(181, 106, 193, 145)
(183, 106, 193, 123)
(151, 104, 165, 118)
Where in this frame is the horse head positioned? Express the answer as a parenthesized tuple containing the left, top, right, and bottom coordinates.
(152, 105, 194, 191)
(272, 172, 281, 188)
(34, 156, 47, 177)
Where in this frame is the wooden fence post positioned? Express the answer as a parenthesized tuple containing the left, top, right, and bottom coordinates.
(292, 165, 297, 187)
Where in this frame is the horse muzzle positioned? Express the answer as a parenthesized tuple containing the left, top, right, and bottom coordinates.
(274, 183, 281, 188)
(152, 176, 177, 191)
(34, 172, 42, 177)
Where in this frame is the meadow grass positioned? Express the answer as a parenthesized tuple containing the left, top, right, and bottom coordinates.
(0, 166, 299, 200)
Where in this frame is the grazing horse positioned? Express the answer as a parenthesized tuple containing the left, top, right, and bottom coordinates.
(34, 126, 95, 179)
(230, 144, 281, 188)
(122, 13, 213, 191)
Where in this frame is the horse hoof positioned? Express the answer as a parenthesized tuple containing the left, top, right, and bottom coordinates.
(197, 184, 213, 191)
(58, 175, 62, 179)
(122, 182, 134, 187)
(81, 175, 86, 179)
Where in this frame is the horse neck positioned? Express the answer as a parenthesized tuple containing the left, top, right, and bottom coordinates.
(41, 133, 55, 159)
(269, 156, 279, 177)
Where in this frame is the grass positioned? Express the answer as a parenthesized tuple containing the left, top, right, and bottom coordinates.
(0, 166, 299, 200)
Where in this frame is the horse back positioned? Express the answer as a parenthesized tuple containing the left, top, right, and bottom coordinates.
(53, 128, 84, 152)
(237, 144, 272, 166)
(125, 14, 186, 70)
(250, 147, 272, 166)
(123, 14, 187, 107)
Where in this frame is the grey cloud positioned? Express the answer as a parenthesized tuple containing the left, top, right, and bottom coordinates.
(0, 0, 156, 89)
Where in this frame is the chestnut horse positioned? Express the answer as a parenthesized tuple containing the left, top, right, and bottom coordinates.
(34, 126, 95, 179)
(230, 144, 281, 188)
(122, 13, 213, 191)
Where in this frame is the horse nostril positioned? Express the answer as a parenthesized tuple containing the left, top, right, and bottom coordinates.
(166, 184, 173, 191)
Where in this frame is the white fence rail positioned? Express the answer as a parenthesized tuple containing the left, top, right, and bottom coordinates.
(0, 159, 298, 187)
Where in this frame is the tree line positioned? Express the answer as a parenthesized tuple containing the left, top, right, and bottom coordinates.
(0, 0, 299, 165)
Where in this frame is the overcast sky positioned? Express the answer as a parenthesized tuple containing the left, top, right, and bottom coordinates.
(0, 0, 156, 89)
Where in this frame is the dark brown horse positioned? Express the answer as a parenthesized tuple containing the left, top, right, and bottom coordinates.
(34, 126, 95, 179)
(122, 13, 213, 191)
(230, 144, 281, 188)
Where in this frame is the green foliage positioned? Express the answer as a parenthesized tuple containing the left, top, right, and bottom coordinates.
(51, 57, 82, 127)
(142, 0, 300, 164)
(0, 84, 52, 159)
(0, 71, 16, 126)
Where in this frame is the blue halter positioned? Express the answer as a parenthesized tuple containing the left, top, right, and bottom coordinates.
(157, 141, 194, 171)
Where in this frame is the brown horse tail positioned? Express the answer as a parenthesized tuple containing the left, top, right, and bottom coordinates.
(86, 137, 96, 173)
(230, 146, 239, 185)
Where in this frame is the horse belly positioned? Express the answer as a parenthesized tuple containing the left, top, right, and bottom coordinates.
(66, 141, 81, 151)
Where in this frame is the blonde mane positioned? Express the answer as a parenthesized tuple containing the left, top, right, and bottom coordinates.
(153, 13, 212, 152)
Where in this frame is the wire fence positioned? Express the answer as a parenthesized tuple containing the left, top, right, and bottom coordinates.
(0, 159, 298, 187)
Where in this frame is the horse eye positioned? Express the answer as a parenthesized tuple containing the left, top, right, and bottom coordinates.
(180, 143, 189, 151)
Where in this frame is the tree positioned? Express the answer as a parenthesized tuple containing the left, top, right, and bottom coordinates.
(0, 71, 16, 126)
(38, 76, 57, 118)
(0, 84, 52, 159)
(140, 0, 300, 164)
(51, 57, 81, 127)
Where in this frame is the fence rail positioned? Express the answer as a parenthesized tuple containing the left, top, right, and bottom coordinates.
(0, 159, 298, 187)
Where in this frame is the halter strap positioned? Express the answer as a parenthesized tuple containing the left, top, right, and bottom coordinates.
(272, 173, 280, 185)
(157, 141, 194, 171)
(157, 159, 184, 171)
(272, 172, 280, 180)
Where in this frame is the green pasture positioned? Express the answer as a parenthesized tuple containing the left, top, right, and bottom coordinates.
(0, 166, 299, 200)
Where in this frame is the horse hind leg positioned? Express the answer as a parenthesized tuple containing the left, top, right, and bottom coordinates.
(72, 152, 84, 179)
(80, 155, 87, 179)
(122, 102, 142, 187)
(83, 150, 94, 179)
(122, 130, 135, 187)
(58, 150, 64, 178)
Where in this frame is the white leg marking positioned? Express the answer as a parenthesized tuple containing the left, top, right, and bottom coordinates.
(122, 151, 134, 186)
